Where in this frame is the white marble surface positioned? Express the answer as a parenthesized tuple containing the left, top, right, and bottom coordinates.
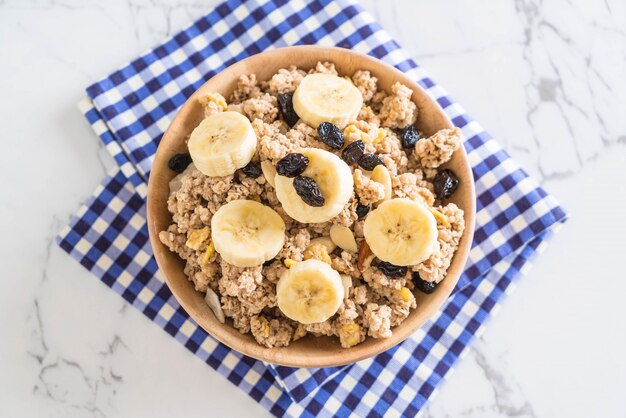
(1, 0, 625, 417)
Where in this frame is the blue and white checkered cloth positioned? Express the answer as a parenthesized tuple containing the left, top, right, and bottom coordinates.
(57, 0, 568, 416)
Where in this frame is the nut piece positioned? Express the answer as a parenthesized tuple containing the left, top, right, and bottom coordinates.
(329, 224, 358, 253)
(309, 236, 337, 253)
(370, 164, 392, 202)
(261, 160, 277, 188)
(340, 274, 353, 299)
(357, 240, 374, 272)
(204, 288, 225, 323)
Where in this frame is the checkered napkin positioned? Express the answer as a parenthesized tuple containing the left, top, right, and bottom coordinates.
(57, 0, 568, 416)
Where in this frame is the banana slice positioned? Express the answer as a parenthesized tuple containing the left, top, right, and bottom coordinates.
(274, 148, 353, 223)
(276, 259, 344, 324)
(188, 111, 257, 177)
(292, 73, 363, 128)
(211, 200, 285, 267)
(363, 198, 438, 266)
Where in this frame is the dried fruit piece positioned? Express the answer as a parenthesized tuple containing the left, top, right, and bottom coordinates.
(377, 261, 407, 277)
(341, 139, 365, 165)
(277, 92, 299, 127)
(186, 227, 211, 250)
(261, 160, 277, 187)
(358, 153, 385, 171)
(397, 287, 414, 303)
(433, 169, 459, 199)
(293, 176, 325, 207)
(355, 200, 370, 219)
(284, 258, 297, 268)
(168, 153, 193, 173)
(257, 316, 271, 338)
(276, 153, 309, 177)
(370, 164, 392, 202)
(303, 243, 332, 265)
(317, 122, 345, 150)
(339, 321, 362, 347)
(201, 241, 215, 264)
(329, 224, 358, 253)
(400, 125, 420, 149)
(430, 208, 451, 228)
(412, 272, 437, 294)
(241, 161, 262, 178)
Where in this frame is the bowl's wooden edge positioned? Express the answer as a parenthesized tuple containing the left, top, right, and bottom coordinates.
(146, 45, 476, 368)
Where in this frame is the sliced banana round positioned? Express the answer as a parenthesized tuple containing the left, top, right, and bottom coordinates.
(274, 148, 353, 224)
(363, 198, 438, 266)
(276, 259, 344, 324)
(292, 73, 363, 128)
(188, 111, 257, 177)
(211, 200, 285, 267)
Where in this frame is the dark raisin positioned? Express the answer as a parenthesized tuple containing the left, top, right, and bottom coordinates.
(355, 200, 370, 219)
(341, 140, 365, 165)
(263, 258, 275, 267)
(276, 153, 309, 177)
(168, 153, 192, 173)
(377, 261, 407, 278)
(358, 153, 385, 171)
(400, 125, 421, 149)
(277, 92, 299, 127)
(293, 176, 325, 207)
(412, 272, 436, 294)
(241, 161, 262, 178)
(317, 122, 344, 150)
(433, 169, 459, 199)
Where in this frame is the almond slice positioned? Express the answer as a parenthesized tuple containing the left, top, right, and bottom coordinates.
(370, 164, 392, 202)
(340, 274, 353, 299)
(204, 288, 225, 323)
(329, 224, 358, 253)
(309, 236, 337, 253)
(261, 160, 277, 188)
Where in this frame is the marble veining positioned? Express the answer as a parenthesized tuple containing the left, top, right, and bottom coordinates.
(1, 0, 625, 417)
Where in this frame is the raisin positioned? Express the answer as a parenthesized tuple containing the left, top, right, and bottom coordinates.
(293, 176, 325, 207)
(168, 153, 192, 173)
(433, 169, 459, 199)
(412, 272, 436, 294)
(317, 122, 344, 150)
(377, 261, 407, 278)
(355, 200, 370, 219)
(341, 140, 365, 165)
(277, 92, 299, 127)
(276, 153, 309, 177)
(358, 153, 385, 171)
(400, 125, 420, 149)
(241, 161, 262, 178)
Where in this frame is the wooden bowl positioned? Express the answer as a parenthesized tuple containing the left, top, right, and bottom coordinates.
(147, 46, 476, 368)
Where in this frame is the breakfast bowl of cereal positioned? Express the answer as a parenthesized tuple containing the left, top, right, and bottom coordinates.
(147, 46, 475, 367)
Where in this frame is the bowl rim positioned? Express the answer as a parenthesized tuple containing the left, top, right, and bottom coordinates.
(147, 45, 476, 368)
